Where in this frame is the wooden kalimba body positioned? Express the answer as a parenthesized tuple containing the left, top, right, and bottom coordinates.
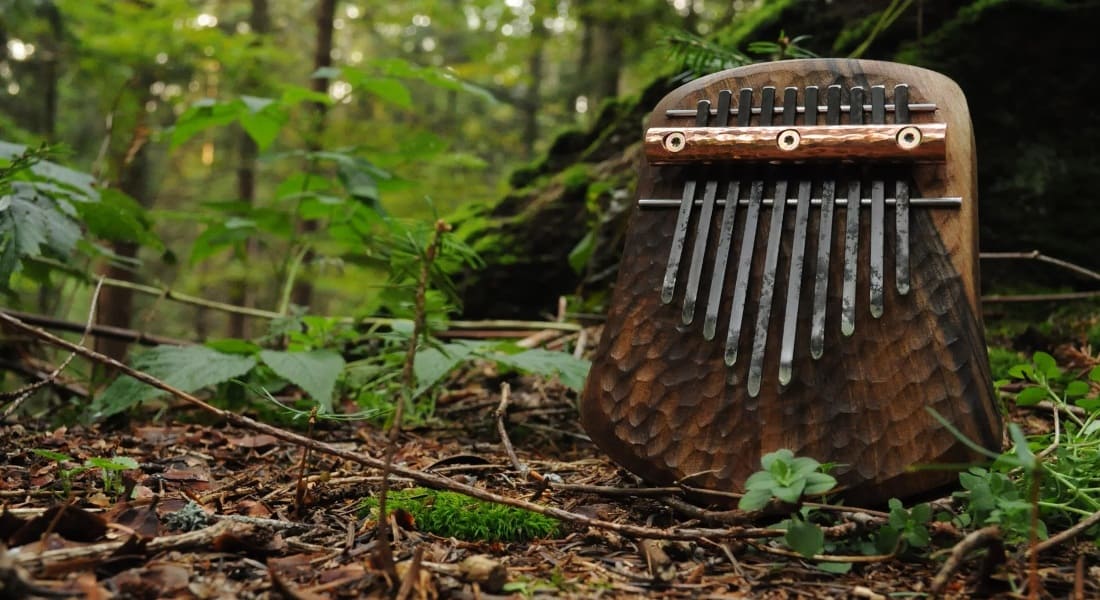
(581, 59, 1003, 506)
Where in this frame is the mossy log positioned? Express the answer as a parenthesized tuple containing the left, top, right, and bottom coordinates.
(452, 0, 1100, 318)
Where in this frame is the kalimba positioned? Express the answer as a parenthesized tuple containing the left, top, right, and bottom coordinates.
(580, 59, 1002, 506)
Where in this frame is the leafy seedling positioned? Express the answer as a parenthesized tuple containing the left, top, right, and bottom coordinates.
(739, 449, 837, 510)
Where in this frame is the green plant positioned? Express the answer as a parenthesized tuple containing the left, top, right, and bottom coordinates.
(359, 488, 560, 542)
(31, 449, 139, 497)
(738, 449, 838, 511)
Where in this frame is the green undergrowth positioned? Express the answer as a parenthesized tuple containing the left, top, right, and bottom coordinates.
(359, 488, 561, 542)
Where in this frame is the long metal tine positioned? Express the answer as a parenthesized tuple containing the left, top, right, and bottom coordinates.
(894, 84, 911, 295)
(725, 87, 774, 365)
(682, 90, 732, 324)
(704, 88, 752, 340)
(747, 87, 798, 397)
(660, 100, 710, 304)
(869, 86, 887, 318)
(840, 87, 864, 337)
(809, 85, 842, 359)
(778, 86, 819, 384)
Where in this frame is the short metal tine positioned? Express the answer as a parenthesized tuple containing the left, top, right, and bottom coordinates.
(746, 87, 797, 396)
(869, 85, 887, 318)
(894, 84, 911, 295)
(725, 87, 774, 365)
(660, 99, 710, 304)
(778, 86, 818, 384)
(841, 87, 864, 337)
(704, 88, 752, 340)
(810, 85, 841, 358)
(683, 90, 732, 324)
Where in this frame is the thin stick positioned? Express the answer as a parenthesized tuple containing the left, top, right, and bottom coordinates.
(1, 277, 104, 417)
(1026, 507, 1100, 558)
(746, 540, 896, 563)
(980, 250, 1100, 283)
(495, 382, 527, 477)
(929, 525, 1003, 596)
(376, 220, 449, 576)
(982, 291, 1100, 304)
(0, 311, 789, 542)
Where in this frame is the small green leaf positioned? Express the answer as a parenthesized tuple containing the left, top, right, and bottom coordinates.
(738, 487, 773, 511)
(486, 348, 590, 391)
(772, 480, 806, 504)
(86, 456, 139, 471)
(260, 349, 345, 412)
(802, 472, 837, 496)
(815, 561, 852, 574)
(1090, 366, 1100, 382)
(1065, 380, 1090, 398)
(567, 230, 596, 274)
(760, 449, 793, 471)
(785, 519, 824, 558)
(31, 449, 73, 462)
(1033, 351, 1060, 379)
(357, 77, 412, 107)
(1015, 386, 1048, 406)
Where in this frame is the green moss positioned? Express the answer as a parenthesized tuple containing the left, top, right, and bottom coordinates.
(360, 488, 561, 542)
(560, 164, 591, 196)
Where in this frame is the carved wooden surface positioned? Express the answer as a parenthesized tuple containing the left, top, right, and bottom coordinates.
(580, 59, 1000, 506)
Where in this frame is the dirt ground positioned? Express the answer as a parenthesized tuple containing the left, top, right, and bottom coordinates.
(1, 371, 1097, 599)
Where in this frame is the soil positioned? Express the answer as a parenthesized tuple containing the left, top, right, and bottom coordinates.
(1, 361, 1097, 599)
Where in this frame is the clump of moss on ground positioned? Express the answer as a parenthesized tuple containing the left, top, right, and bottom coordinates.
(360, 488, 561, 542)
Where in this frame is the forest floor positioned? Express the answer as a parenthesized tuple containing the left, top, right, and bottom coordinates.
(2, 334, 1098, 599)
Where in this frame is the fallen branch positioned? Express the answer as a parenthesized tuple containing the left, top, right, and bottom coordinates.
(0, 311, 789, 543)
(980, 250, 1100, 283)
(929, 525, 1004, 596)
(1025, 507, 1100, 558)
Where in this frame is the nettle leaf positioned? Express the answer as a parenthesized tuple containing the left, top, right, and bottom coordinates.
(259, 349, 345, 413)
(171, 101, 241, 148)
(355, 76, 412, 108)
(0, 190, 82, 286)
(77, 188, 161, 249)
(784, 519, 824, 558)
(94, 345, 257, 417)
(414, 341, 479, 398)
(239, 103, 287, 150)
(486, 348, 590, 391)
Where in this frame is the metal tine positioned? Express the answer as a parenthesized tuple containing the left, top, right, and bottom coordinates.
(704, 88, 752, 340)
(869, 86, 887, 318)
(724, 87, 774, 365)
(660, 100, 710, 304)
(809, 85, 842, 359)
(841, 87, 865, 337)
(746, 87, 798, 397)
(682, 90, 732, 324)
(778, 86, 819, 385)
(894, 84, 911, 295)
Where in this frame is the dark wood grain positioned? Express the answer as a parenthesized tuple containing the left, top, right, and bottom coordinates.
(580, 59, 999, 507)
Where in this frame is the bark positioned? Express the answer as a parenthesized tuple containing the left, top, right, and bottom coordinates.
(290, 0, 338, 311)
(227, 0, 271, 339)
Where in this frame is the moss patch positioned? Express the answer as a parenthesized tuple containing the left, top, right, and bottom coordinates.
(360, 488, 561, 542)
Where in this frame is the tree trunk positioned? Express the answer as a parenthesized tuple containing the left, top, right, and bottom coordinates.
(522, 19, 547, 158)
(290, 0, 338, 311)
(227, 0, 271, 339)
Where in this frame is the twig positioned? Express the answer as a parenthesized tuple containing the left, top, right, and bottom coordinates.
(16, 520, 233, 571)
(395, 546, 426, 600)
(980, 250, 1100, 283)
(1, 277, 104, 417)
(0, 309, 184, 347)
(930, 525, 1004, 596)
(495, 382, 528, 478)
(982, 291, 1100, 304)
(1026, 507, 1100, 558)
(0, 311, 793, 543)
(746, 540, 896, 563)
(376, 220, 449, 578)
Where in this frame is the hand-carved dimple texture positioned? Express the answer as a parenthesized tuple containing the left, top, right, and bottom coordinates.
(580, 60, 1000, 506)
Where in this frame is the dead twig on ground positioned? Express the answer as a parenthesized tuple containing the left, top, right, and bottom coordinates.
(1025, 507, 1100, 558)
(929, 525, 1004, 596)
(1, 277, 104, 418)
